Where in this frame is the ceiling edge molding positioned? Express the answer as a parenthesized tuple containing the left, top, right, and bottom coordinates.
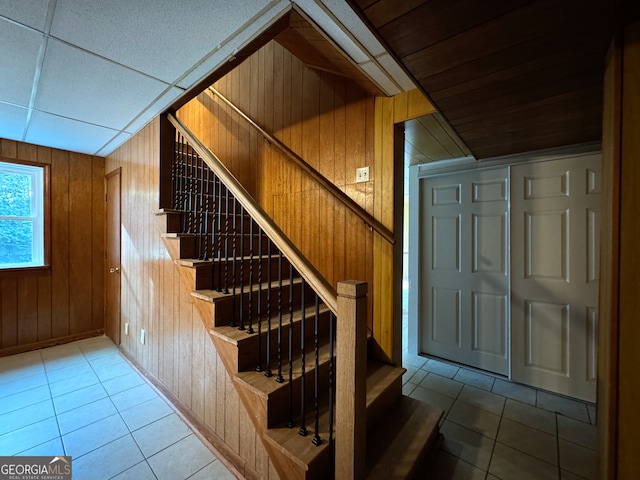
(294, 0, 416, 96)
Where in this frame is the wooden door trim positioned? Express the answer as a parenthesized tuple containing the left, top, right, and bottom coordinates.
(105, 168, 121, 345)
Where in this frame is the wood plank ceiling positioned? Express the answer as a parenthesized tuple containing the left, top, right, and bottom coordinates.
(348, 0, 618, 159)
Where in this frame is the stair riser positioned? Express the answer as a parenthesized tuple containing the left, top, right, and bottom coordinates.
(235, 312, 332, 372)
(212, 282, 319, 326)
(366, 374, 403, 430)
(163, 236, 195, 260)
(177, 207, 258, 235)
(179, 232, 273, 259)
(209, 256, 296, 291)
(265, 360, 333, 428)
(163, 212, 182, 233)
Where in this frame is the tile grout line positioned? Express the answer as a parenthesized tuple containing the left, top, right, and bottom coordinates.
(40, 349, 68, 458)
(485, 394, 507, 479)
(555, 412, 562, 480)
(404, 355, 598, 479)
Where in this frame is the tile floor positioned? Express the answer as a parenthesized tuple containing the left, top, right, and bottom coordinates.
(0, 336, 235, 480)
(0, 332, 599, 480)
(402, 352, 598, 480)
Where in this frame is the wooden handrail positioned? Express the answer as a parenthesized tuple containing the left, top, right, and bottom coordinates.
(205, 86, 396, 245)
(167, 113, 339, 314)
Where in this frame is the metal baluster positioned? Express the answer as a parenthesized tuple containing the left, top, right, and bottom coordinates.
(275, 252, 284, 383)
(223, 188, 230, 293)
(298, 279, 307, 437)
(180, 137, 188, 233)
(231, 197, 237, 328)
(247, 219, 254, 335)
(238, 205, 245, 330)
(202, 166, 211, 260)
(264, 240, 272, 377)
(187, 147, 194, 234)
(197, 156, 205, 259)
(171, 136, 178, 211)
(312, 294, 321, 446)
(216, 183, 223, 291)
(210, 173, 218, 289)
(286, 261, 294, 428)
(256, 228, 263, 372)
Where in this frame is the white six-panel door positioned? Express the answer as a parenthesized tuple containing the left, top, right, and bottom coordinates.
(510, 154, 600, 402)
(420, 167, 510, 375)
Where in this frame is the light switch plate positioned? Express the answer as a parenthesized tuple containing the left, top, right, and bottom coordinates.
(356, 166, 369, 183)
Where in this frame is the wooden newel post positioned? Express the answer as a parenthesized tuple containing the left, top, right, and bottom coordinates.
(335, 280, 368, 480)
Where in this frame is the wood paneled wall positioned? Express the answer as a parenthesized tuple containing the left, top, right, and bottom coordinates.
(178, 40, 376, 330)
(105, 119, 277, 479)
(0, 139, 104, 356)
(372, 90, 434, 362)
(599, 19, 640, 480)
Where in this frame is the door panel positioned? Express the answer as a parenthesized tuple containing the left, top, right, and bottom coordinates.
(511, 154, 600, 402)
(420, 167, 509, 375)
(105, 169, 121, 345)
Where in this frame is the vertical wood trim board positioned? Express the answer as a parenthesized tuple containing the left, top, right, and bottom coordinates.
(598, 33, 621, 480)
(0, 139, 104, 355)
(372, 90, 435, 362)
(105, 119, 276, 479)
(617, 20, 640, 480)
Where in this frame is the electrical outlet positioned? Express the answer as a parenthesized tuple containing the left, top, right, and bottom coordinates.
(124, 323, 129, 335)
(356, 166, 369, 183)
(140, 329, 145, 344)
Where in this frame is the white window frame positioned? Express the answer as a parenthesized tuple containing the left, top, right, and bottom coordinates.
(0, 161, 45, 269)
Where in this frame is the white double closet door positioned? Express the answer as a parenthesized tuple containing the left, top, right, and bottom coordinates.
(418, 153, 600, 402)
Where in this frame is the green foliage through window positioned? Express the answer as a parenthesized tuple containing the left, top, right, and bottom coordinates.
(0, 161, 44, 268)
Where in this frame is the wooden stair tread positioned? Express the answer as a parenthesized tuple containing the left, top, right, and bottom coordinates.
(235, 343, 332, 397)
(365, 361, 405, 410)
(263, 424, 332, 471)
(161, 232, 195, 238)
(176, 258, 211, 267)
(190, 275, 302, 303)
(210, 303, 330, 344)
(365, 395, 443, 480)
(216, 276, 303, 295)
(191, 289, 232, 303)
(209, 253, 285, 263)
(154, 208, 180, 215)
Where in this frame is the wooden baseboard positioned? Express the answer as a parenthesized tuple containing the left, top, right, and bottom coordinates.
(0, 330, 105, 358)
(119, 349, 262, 480)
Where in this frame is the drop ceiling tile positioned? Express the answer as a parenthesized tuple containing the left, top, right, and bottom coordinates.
(125, 87, 183, 134)
(50, 0, 273, 84)
(0, 0, 49, 31)
(177, 0, 289, 89)
(26, 111, 119, 155)
(36, 39, 169, 131)
(0, 103, 28, 141)
(178, 0, 290, 89)
(96, 131, 132, 157)
(0, 19, 43, 106)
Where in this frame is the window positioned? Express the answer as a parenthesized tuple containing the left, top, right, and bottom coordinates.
(0, 160, 49, 270)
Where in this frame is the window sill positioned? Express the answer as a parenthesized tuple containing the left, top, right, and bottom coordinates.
(0, 265, 51, 279)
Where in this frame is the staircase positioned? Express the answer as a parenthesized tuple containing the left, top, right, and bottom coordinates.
(157, 113, 443, 479)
